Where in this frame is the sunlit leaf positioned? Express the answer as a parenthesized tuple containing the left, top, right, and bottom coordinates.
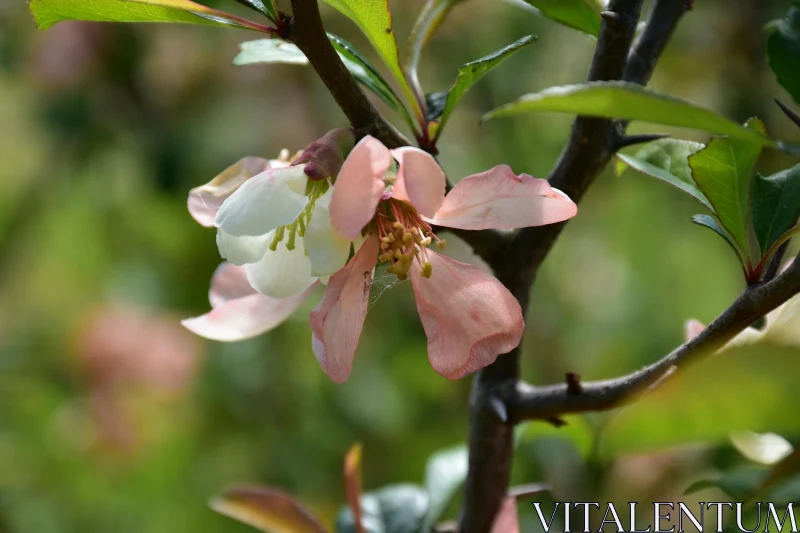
(323, 0, 417, 113)
(234, 36, 407, 117)
(234, 39, 309, 65)
(336, 485, 428, 533)
(420, 446, 468, 533)
(689, 119, 766, 254)
(617, 139, 710, 209)
(521, 0, 601, 36)
(767, 3, 800, 105)
(751, 164, 800, 255)
(432, 35, 537, 141)
(210, 486, 328, 533)
(232, 0, 277, 22)
(29, 0, 265, 30)
(603, 345, 800, 455)
(483, 82, 777, 147)
(407, 0, 468, 90)
(732, 431, 794, 465)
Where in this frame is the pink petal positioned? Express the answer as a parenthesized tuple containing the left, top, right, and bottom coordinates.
(391, 147, 446, 217)
(182, 281, 316, 342)
(188, 157, 273, 227)
(309, 235, 379, 383)
(491, 498, 520, 533)
(684, 319, 705, 342)
(426, 165, 577, 230)
(330, 136, 390, 239)
(208, 263, 257, 308)
(410, 251, 523, 380)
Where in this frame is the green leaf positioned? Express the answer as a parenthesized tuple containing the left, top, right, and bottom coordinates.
(29, 0, 258, 30)
(406, 0, 468, 88)
(328, 34, 407, 115)
(336, 485, 428, 533)
(234, 39, 309, 65)
(432, 35, 537, 141)
(483, 82, 777, 147)
(767, 4, 800, 105)
(522, 0, 601, 36)
(617, 139, 711, 209)
(420, 446, 468, 533)
(751, 165, 800, 255)
(209, 486, 328, 533)
(602, 345, 800, 455)
(689, 119, 766, 254)
(692, 214, 747, 267)
(234, 36, 407, 119)
(323, 0, 417, 113)
(232, 0, 277, 22)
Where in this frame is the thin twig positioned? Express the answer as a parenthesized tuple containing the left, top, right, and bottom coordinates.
(507, 253, 800, 422)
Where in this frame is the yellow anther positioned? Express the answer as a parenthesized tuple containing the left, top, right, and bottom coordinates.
(269, 226, 285, 251)
(422, 262, 433, 278)
(396, 272, 408, 281)
(403, 232, 413, 242)
(380, 242, 389, 250)
(393, 221, 404, 230)
(387, 233, 395, 243)
(394, 249, 403, 260)
(436, 239, 447, 250)
(410, 227, 419, 235)
(421, 237, 432, 247)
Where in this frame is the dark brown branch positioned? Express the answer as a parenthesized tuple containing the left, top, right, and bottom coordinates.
(507, 253, 800, 422)
(623, 0, 693, 85)
(286, 0, 409, 148)
(458, 2, 648, 533)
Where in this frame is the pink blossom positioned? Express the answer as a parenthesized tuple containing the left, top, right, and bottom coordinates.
(312, 136, 578, 382)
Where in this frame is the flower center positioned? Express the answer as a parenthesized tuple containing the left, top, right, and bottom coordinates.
(375, 199, 445, 281)
(269, 178, 329, 252)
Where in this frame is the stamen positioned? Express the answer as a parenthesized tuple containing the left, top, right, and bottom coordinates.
(269, 226, 285, 251)
(286, 223, 297, 250)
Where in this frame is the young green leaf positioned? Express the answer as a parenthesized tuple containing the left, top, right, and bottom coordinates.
(234, 39, 309, 65)
(752, 165, 800, 255)
(336, 485, 428, 533)
(432, 35, 537, 141)
(209, 486, 328, 533)
(420, 446, 468, 533)
(232, 0, 277, 22)
(483, 82, 777, 147)
(521, 0, 601, 36)
(407, 0, 468, 98)
(689, 119, 766, 255)
(323, 0, 418, 116)
(30, 0, 270, 31)
(692, 214, 747, 267)
(617, 139, 711, 209)
(767, 3, 800, 105)
(234, 36, 409, 123)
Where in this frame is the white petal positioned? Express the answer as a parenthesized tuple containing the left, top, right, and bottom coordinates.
(217, 229, 273, 266)
(245, 237, 317, 299)
(215, 166, 309, 237)
(182, 285, 315, 342)
(208, 262, 256, 308)
(731, 431, 793, 465)
(303, 187, 353, 277)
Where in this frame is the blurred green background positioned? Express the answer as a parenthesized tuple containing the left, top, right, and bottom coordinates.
(1, 0, 800, 531)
